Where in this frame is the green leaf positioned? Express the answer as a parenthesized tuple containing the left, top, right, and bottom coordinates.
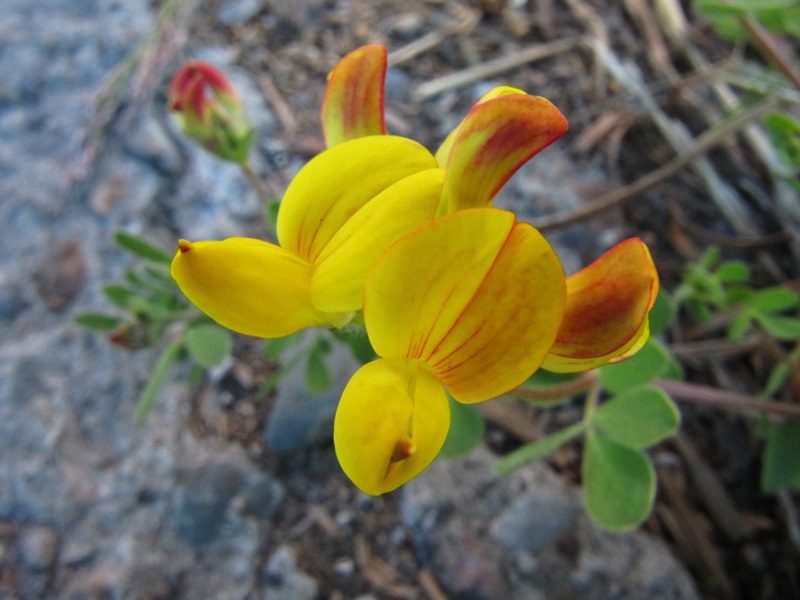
(266, 201, 281, 231)
(583, 432, 656, 531)
(439, 396, 485, 459)
(74, 312, 123, 331)
(727, 311, 753, 342)
(686, 297, 712, 323)
(755, 313, 800, 341)
(102, 285, 138, 309)
(184, 323, 233, 368)
(715, 261, 750, 283)
(764, 362, 790, 397)
(263, 332, 302, 361)
(518, 369, 583, 406)
(134, 339, 184, 425)
(698, 245, 721, 270)
(648, 289, 675, 337)
(114, 231, 172, 264)
(599, 340, 671, 393)
(331, 327, 376, 364)
(305, 349, 333, 394)
(593, 386, 680, 448)
(761, 420, 800, 493)
(745, 287, 799, 312)
(494, 421, 586, 476)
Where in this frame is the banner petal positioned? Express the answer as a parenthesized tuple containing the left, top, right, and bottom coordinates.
(542, 238, 659, 372)
(434, 85, 526, 167)
(321, 44, 387, 147)
(438, 95, 568, 214)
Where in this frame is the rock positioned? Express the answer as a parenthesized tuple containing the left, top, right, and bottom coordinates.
(264, 331, 361, 453)
(217, 0, 264, 26)
(18, 525, 59, 571)
(402, 446, 700, 600)
(33, 240, 87, 312)
(262, 544, 319, 600)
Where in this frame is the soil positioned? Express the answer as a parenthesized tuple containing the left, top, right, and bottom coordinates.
(176, 1, 800, 598)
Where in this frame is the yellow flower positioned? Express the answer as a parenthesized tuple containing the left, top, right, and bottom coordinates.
(171, 135, 443, 337)
(333, 210, 659, 495)
(320, 44, 659, 371)
(334, 208, 567, 494)
(321, 44, 569, 216)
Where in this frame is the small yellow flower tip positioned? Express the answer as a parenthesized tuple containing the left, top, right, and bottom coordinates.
(390, 438, 417, 464)
(177, 239, 194, 254)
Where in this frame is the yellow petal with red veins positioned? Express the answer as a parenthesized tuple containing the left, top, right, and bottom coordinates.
(428, 221, 566, 403)
(321, 44, 387, 147)
(542, 238, 659, 372)
(277, 135, 437, 263)
(438, 95, 568, 214)
(171, 238, 343, 338)
(365, 208, 516, 362)
(434, 85, 526, 167)
(334, 358, 450, 495)
(310, 169, 445, 313)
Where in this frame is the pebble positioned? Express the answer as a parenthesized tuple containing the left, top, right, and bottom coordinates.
(18, 525, 59, 571)
(217, 0, 264, 26)
(402, 446, 701, 600)
(262, 545, 319, 600)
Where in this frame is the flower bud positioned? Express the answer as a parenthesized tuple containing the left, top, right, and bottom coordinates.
(168, 61, 254, 163)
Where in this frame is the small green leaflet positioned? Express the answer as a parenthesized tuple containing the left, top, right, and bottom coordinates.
(184, 323, 233, 369)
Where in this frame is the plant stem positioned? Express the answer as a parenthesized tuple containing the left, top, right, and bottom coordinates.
(532, 94, 780, 232)
(655, 378, 800, 419)
(510, 370, 598, 401)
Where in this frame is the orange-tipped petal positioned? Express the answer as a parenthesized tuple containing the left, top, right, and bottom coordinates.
(334, 358, 450, 495)
(277, 135, 437, 263)
(365, 208, 566, 403)
(310, 168, 445, 313)
(321, 44, 387, 147)
(171, 237, 343, 338)
(434, 85, 526, 167)
(438, 94, 568, 214)
(542, 238, 659, 372)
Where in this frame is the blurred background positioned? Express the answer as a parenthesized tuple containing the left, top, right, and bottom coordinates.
(1, 0, 799, 598)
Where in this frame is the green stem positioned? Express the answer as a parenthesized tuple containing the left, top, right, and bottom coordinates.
(134, 337, 185, 425)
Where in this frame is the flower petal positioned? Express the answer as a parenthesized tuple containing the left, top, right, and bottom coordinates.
(365, 208, 516, 362)
(438, 94, 568, 214)
(277, 135, 437, 263)
(428, 220, 567, 402)
(310, 169, 444, 313)
(434, 85, 526, 167)
(365, 208, 566, 402)
(334, 358, 450, 495)
(542, 238, 659, 372)
(171, 238, 344, 338)
(321, 44, 387, 147)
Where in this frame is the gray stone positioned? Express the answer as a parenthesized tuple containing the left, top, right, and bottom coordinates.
(217, 0, 264, 26)
(18, 525, 59, 571)
(264, 331, 361, 453)
(262, 545, 319, 600)
(402, 446, 700, 600)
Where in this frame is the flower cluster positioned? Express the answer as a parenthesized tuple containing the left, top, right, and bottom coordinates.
(170, 45, 659, 495)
